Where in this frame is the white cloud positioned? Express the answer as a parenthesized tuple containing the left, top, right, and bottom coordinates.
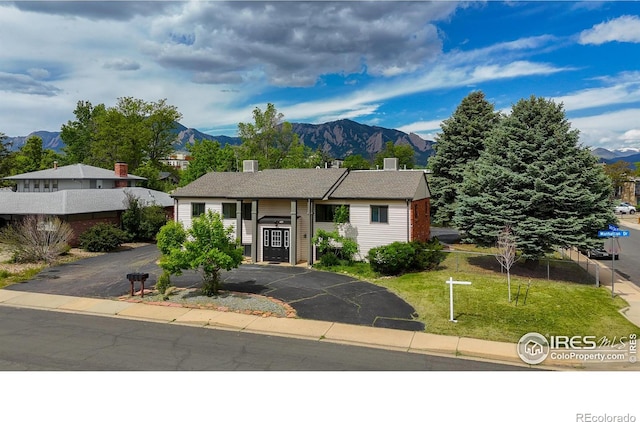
(552, 72, 640, 111)
(579, 15, 640, 45)
(396, 120, 443, 134)
(570, 108, 640, 149)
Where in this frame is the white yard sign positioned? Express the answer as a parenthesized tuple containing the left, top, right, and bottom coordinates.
(446, 277, 472, 322)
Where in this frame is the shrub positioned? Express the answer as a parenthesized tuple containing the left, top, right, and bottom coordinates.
(319, 251, 340, 267)
(139, 205, 168, 240)
(368, 238, 446, 276)
(79, 223, 129, 252)
(368, 241, 416, 275)
(410, 238, 446, 270)
(121, 191, 168, 241)
(155, 271, 171, 295)
(0, 215, 73, 264)
(313, 229, 359, 264)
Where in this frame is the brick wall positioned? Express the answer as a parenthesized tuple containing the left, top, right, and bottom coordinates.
(410, 198, 430, 242)
(66, 215, 121, 246)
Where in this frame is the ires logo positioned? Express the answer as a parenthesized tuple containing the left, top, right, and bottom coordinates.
(548, 335, 597, 349)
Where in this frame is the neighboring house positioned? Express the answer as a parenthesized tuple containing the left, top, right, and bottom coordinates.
(160, 153, 191, 171)
(621, 178, 640, 206)
(171, 158, 430, 265)
(0, 162, 173, 244)
(3, 162, 146, 191)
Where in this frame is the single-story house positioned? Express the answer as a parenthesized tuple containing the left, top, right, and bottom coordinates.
(171, 158, 431, 265)
(0, 162, 173, 244)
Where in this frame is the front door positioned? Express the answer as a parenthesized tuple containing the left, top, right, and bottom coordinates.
(262, 228, 290, 262)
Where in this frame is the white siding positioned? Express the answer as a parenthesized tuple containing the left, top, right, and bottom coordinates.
(176, 198, 237, 238)
(311, 199, 409, 261)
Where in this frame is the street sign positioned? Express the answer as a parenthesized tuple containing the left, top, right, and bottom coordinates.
(598, 230, 630, 238)
(608, 224, 619, 231)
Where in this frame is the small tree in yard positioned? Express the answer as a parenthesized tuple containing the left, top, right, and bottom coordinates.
(495, 226, 519, 303)
(156, 211, 243, 296)
(0, 215, 73, 264)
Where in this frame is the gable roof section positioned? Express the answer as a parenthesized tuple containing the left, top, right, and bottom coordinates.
(3, 164, 145, 181)
(172, 168, 348, 199)
(328, 170, 429, 200)
(0, 187, 172, 215)
(172, 168, 430, 201)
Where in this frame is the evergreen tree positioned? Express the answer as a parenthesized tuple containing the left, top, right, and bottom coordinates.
(429, 91, 501, 226)
(455, 96, 615, 260)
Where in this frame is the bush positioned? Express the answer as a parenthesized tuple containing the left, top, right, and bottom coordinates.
(319, 251, 340, 267)
(0, 215, 73, 264)
(368, 241, 416, 275)
(121, 191, 168, 241)
(139, 205, 168, 240)
(367, 238, 446, 276)
(155, 271, 171, 295)
(79, 223, 129, 252)
(410, 239, 446, 270)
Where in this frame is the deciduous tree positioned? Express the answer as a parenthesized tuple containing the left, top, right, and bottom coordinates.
(156, 211, 243, 296)
(373, 141, 415, 169)
(237, 103, 307, 169)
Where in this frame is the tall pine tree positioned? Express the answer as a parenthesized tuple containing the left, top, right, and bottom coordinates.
(455, 96, 615, 260)
(429, 91, 501, 226)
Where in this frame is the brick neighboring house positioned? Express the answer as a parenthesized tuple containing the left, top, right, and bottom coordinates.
(171, 158, 431, 265)
(0, 162, 173, 244)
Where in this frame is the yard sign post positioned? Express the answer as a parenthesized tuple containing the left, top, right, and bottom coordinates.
(597, 225, 630, 298)
(446, 277, 471, 323)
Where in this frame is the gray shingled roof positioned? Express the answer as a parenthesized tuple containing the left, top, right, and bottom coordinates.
(0, 188, 172, 215)
(172, 168, 348, 199)
(2, 163, 145, 181)
(171, 167, 429, 201)
(328, 170, 429, 200)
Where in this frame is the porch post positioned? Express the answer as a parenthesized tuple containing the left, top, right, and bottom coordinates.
(251, 200, 258, 263)
(236, 200, 242, 245)
(308, 199, 314, 265)
(290, 200, 297, 265)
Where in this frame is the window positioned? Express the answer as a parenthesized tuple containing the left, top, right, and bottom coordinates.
(316, 204, 349, 223)
(52, 180, 58, 191)
(44, 180, 50, 191)
(34, 180, 40, 190)
(371, 205, 388, 223)
(191, 202, 205, 217)
(24, 180, 29, 191)
(222, 203, 237, 219)
(242, 203, 252, 220)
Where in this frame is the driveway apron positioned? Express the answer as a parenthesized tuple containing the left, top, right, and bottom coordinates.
(6, 245, 425, 331)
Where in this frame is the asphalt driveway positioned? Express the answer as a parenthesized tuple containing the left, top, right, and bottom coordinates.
(6, 244, 425, 331)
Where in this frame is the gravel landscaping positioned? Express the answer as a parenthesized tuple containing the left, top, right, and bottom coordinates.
(119, 287, 297, 318)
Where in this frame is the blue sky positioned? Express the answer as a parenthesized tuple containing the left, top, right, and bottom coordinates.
(1, 1, 640, 151)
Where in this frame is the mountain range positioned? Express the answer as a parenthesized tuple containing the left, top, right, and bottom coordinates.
(5, 119, 435, 165)
(590, 147, 640, 168)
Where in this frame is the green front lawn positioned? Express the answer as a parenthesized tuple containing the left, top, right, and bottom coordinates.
(323, 253, 639, 343)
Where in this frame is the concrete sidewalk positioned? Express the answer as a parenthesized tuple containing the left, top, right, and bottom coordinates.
(0, 289, 637, 370)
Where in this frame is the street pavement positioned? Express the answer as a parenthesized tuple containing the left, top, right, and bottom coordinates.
(5, 245, 424, 331)
(2, 240, 640, 370)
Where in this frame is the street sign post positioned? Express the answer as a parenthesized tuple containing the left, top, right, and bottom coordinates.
(597, 226, 630, 298)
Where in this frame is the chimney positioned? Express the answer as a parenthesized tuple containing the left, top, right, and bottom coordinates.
(383, 157, 398, 171)
(114, 162, 128, 188)
(53, 161, 58, 170)
(243, 160, 259, 173)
